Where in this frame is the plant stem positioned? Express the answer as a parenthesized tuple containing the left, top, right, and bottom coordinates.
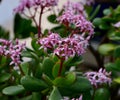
(38, 6, 44, 38)
(18, 64, 24, 75)
(58, 58, 64, 76)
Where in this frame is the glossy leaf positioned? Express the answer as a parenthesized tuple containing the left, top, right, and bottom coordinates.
(21, 62, 29, 75)
(103, 9, 111, 16)
(0, 73, 11, 83)
(21, 76, 48, 91)
(98, 43, 117, 56)
(14, 14, 37, 38)
(69, 77, 92, 93)
(42, 57, 55, 78)
(47, 14, 58, 24)
(52, 61, 60, 78)
(114, 77, 120, 84)
(114, 46, 120, 58)
(49, 86, 62, 100)
(94, 88, 110, 100)
(53, 72, 76, 87)
(2, 85, 25, 95)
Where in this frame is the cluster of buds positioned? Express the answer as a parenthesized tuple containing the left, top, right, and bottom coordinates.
(38, 32, 89, 60)
(57, 1, 94, 36)
(85, 68, 112, 87)
(0, 39, 25, 66)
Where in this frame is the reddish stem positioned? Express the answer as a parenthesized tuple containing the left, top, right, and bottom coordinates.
(58, 58, 65, 76)
(38, 6, 44, 38)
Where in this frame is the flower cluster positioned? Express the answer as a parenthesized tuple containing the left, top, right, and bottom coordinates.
(0, 39, 25, 66)
(57, 1, 94, 36)
(63, 1, 84, 15)
(85, 68, 112, 87)
(85, 0, 95, 6)
(38, 32, 61, 51)
(14, 0, 59, 13)
(38, 32, 88, 60)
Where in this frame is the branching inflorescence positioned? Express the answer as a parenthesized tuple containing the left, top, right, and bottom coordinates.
(0, 39, 25, 66)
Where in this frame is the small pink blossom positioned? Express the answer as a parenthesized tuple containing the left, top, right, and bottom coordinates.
(14, 0, 34, 13)
(85, 68, 112, 87)
(0, 39, 26, 66)
(54, 34, 88, 59)
(57, 11, 94, 36)
(113, 21, 120, 28)
(64, 1, 84, 15)
(38, 32, 61, 51)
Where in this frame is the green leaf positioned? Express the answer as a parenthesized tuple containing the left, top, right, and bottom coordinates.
(47, 14, 58, 24)
(32, 92, 42, 100)
(103, 9, 111, 16)
(52, 61, 60, 78)
(93, 18, 103, 26)
(69, 77, 92, 93)
(114, 77, 120, 84)
(35, 63, 42, 78)
(0, 26, 9, 39)
(14, 14, 37, 38)
(89, 5, 101, 21)
(114, 46, 120, 58)
(0, 73, 11, 83)
(42, 57, 55, 78)
(98, 43, 117, 56)
(53, 72, 76, 87)
(99, 22, 110, 30)
(49, 86, 62, 100)
(94, 88, 110, 100)
(108, 31, 120, 41)
(2, 85, 25, 95)
(21, 76, 48, 91)
(21, 62, 29, 75)
(31, 38, 40, 51)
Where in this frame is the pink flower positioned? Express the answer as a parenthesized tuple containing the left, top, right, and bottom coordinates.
(64, 1, 84, 15)
(85, 68, 112, 87)
(54, 34, 88, 59)
(113, 21, 120, 28)
(57, 11, 94, 36)
(38, 32, 61, 51)
(14, 0, 34, 13)
(0, 39, 25, 66)
(34, 0, 58, 7)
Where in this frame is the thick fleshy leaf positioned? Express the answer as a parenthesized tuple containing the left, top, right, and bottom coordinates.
(21, 76, 48, 91)
(103, 9, 111, 16)
(14, 14, 37, 38)
(98, 44, 117, 55)
(114, 46, 120, 58)
(42, 57, 55, 78)
(68, 77, 92, 93)
(32, 92, 42, 100)
(21, 62, 29, 75)
(53, 72, 76, 87)
(49, 86, 62, 100)
(2, 85, 25, 95)
(31, 38, 40, 51)
(47, 14, 57, 24)
(52, 61, 60, 78)
(93, 18, 103, 26)
(0, 73, 11, 83)
(114, 77, 120, 84)
(94, 88, 110, 100)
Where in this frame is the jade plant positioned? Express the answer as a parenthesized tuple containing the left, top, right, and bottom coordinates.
(0, 0, 113, 100)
